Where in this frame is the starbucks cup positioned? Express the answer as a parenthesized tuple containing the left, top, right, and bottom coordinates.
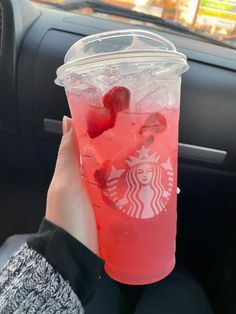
(55, 29, 189, 285)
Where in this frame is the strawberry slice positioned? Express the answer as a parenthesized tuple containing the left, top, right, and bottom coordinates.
(87, 86, 130, 138)
(102, 86, 130, 114)
(139, 112, 166, 135)
(87, 107, 115, 138)
(94, 160, 110, 188)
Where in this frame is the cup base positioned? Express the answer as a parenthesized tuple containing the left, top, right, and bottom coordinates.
(104, 257, 175, 285)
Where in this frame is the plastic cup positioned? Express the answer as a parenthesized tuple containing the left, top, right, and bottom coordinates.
(55, 29, 189, 285)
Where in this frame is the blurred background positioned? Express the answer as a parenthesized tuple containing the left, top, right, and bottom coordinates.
(32, 0, 236, 48)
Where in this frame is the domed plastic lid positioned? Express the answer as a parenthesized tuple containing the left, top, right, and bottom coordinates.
(55, 29, 189, 86)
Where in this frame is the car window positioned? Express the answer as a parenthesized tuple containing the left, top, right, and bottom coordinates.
(31, 0, 236, 50)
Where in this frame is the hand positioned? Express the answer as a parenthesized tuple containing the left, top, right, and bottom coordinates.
(46, 116, 99, 255)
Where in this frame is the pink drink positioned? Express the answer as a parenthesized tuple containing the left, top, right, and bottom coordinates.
(67, 90, 179, 284)
(55, 29, 189, 284)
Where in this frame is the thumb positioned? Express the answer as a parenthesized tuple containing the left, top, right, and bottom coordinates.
(46, 116, 99, 254)
(52, 116, 80, 185)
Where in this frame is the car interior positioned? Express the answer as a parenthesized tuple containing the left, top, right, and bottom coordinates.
(0, 0, 235, 313)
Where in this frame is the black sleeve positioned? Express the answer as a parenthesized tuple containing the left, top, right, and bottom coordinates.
(27, 218, 104, 305)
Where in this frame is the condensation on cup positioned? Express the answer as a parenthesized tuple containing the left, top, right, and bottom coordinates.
(55, 29, 189, 285)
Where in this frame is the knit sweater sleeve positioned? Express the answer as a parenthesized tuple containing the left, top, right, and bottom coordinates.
(0, 243, 84, 313)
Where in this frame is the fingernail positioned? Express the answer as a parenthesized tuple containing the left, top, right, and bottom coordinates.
(62, 116, 72, 134)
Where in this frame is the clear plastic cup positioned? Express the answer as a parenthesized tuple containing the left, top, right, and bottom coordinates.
(55, 29, 189, 285)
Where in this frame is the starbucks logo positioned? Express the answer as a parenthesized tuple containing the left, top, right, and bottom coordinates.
(102, 146, 174, 219)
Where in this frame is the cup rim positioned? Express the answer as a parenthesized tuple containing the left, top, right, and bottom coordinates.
(55, 49, 189, 87)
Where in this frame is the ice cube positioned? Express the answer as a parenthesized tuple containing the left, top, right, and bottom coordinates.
(92, 66, 122, 92)
(82, 85, 102, 107)
(165, 79, 181, 109)
(135, 85, 169, 113)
